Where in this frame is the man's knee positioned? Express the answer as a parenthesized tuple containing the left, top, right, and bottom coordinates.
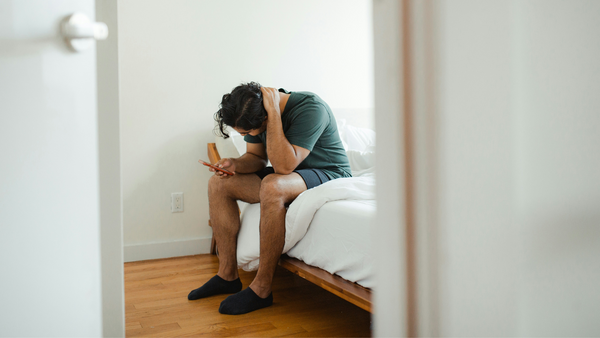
(260, 175, 287, 205)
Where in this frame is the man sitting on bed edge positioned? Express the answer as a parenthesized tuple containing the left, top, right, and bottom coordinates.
(188, 82, 352, 315)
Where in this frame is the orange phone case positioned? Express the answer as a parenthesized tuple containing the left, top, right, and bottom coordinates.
(199, 160, 234, 175)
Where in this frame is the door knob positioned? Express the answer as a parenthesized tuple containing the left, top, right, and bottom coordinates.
(61, 13, 108, 52)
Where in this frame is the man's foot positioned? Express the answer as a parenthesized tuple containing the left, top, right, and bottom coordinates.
(187, 275, 242, 300)
(218, 287, 273, 315)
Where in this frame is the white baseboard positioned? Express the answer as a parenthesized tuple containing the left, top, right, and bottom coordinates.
(124, 237, 212, 262)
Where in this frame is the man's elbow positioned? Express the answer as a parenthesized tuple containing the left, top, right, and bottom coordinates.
(273, 155, 303, 175)
(273, 165, 295, 175)
(274, 168, 294, 175)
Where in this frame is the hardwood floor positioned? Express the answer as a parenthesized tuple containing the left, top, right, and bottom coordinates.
(125, 254, 372, 337)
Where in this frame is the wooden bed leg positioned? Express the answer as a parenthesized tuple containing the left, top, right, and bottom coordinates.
(208, 220, 217, 255)
(207, 143, 221, 256)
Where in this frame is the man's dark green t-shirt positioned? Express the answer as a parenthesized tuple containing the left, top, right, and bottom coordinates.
(244, 89, 352, 179)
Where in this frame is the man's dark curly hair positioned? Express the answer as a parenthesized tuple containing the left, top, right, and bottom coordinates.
(214, 82, 267, 139)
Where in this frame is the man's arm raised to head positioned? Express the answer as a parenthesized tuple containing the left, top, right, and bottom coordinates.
(260, 87, 311, 175)
(266, 135, 310, 175)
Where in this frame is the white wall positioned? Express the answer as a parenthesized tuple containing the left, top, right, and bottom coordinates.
(118, 0, 374, 261)
(435, 0, 519, 335)
(419, 0, 600, 336)
(512, 1, 600, 335)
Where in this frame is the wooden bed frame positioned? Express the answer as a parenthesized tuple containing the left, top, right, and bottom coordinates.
(207, 143, 372, 312)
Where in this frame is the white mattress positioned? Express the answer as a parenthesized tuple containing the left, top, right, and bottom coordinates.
(286, 199, 376, 289)
(236, 199, 376, 289)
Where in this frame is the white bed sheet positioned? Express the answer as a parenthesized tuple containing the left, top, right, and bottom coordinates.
(286, 199, 376, 289)
(235, 199, 375, 289)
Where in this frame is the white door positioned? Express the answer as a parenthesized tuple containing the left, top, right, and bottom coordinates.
(0, 1, 104, 336)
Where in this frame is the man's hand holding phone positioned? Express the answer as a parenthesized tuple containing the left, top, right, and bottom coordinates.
(201, 158, 236, 178)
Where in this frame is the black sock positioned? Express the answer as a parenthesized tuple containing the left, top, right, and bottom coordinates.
(187, 275, 242, 300)
(218, 287, 273, 315)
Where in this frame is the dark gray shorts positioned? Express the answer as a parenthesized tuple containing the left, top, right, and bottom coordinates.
(254, 167, 331, 190)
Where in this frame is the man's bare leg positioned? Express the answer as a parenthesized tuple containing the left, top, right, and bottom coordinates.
(188, 173, 261, 300)
(219, 173, 307, 314)
(251, 173, 307, 296)
(208, 173, 261, 280)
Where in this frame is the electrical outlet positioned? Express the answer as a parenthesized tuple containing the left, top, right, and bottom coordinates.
(171, 192, 183, 212)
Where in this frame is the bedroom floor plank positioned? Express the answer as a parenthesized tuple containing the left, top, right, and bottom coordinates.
(125, 254, 371, 337)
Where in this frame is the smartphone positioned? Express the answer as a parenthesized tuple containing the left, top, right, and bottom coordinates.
(199, 159, 234, 175)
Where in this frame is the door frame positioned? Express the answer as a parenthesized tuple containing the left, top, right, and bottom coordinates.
(96, 1, 125, 336)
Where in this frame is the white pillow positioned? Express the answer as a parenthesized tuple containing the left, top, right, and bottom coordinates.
(336, 118, 376, 174)
(344, 125, 376, 152)
(230, 131, 247, 156)
(336, 118, 376, 152)
(336, 118, 349, 151)
(347, 148, 376, 175)
(214, 127, 246, 159)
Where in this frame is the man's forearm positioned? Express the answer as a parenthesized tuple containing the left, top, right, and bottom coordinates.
(232, 153, 268, 173)
(266, 113, 297, 174)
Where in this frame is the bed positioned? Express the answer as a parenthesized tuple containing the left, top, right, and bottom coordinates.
(207, 120, 376, 312)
